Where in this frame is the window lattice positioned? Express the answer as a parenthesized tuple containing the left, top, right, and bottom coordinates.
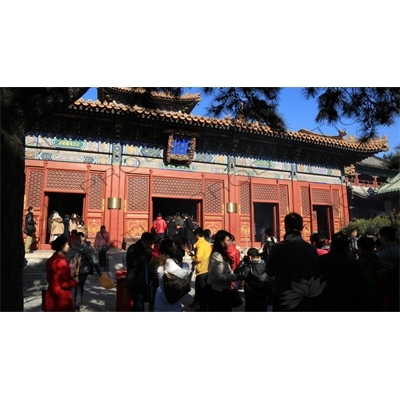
(253, 184, 278, 201)
(204, 181, 223, 214)
(279, 186, 288, 216)
(88, 173, 104, 210)
(127, 176, 149, 211)
(152, 177, 202, 198)
(332, 190, 340, 217)
(311, 189, 331, 205)
(301, 187, 310, 216)
(27, 169, 44, 208)
(46, 170, 86, 191)
(240, 183, 250, 215)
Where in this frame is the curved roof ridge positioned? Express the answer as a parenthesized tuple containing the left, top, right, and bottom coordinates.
(68, 99, 389, 152)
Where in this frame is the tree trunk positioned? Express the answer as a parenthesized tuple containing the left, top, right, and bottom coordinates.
(1, 119, 26, 311)
(1, 87, 89, 311)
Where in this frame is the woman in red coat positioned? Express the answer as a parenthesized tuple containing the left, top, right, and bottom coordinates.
(45, 236, 78, 311)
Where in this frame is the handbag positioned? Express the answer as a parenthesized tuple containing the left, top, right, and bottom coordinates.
(99, 273, 115, 289)
(229, 288, 243, 308)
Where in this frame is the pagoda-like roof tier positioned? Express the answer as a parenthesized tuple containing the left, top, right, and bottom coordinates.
(31, 98, 390, 168)
(97, 88, 201, 113)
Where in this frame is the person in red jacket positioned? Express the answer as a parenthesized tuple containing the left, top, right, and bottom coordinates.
(153, 213, 167, 242)
(45, 236, 78, 311)
(227, 234, 241, 271)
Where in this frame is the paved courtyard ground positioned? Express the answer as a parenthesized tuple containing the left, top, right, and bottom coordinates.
(23, 250, 249, 312)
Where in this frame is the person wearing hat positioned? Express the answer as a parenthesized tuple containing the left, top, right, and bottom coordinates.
(50, 212, 65, 242)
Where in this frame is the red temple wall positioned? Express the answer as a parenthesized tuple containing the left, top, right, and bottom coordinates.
(24, 160, 349, 249)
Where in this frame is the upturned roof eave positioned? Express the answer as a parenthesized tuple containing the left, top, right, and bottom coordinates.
(62, 98, 389, 154)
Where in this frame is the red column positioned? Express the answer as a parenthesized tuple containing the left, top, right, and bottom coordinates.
(41, 162, 49, 249)
(249, 177, 254, 248)
(108, 165, 122, 249)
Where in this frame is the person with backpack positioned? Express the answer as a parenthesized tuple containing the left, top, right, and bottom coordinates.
(167, 216, 178, 239)
(67, 231, 103, 311)
(261, 228, 277, 263)
(235, 248, 269, 311)
(151, 239, 191, 312)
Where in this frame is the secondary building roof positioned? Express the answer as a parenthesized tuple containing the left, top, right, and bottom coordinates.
(376, 173, 400, 196)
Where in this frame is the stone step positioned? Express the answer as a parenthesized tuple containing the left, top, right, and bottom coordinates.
(24, 275, 47, 282)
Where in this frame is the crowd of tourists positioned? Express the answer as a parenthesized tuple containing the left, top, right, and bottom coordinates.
(125, 212, 399, 312)
(152, 212, 202, 251)
(26, 206, 399, 312)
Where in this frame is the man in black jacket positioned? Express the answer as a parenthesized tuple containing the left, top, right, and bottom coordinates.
(125, 232, 154, 311)
(266, 212, 321, 311)
(24, 206, 36, 253)
(167, 216, 178, 239)
(183, 213, 194, 251)
(317, 232, 363, 311)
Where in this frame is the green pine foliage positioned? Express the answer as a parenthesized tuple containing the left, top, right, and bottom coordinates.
(341, 213, 400, 236)
(302, 87, 400, 141)
(383, 144, 400, 170)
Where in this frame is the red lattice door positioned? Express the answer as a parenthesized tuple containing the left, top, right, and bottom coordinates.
(278, 185, 289, 241)
(203, 180, 225, 237)
(311, 187, 334, 239)
(238, 181, 251, 247)
(300, 186, 312, 240)
(86, 172, 106, 241)
(124, 175, 150, 244)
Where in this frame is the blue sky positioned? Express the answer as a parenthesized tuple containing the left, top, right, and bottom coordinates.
(82, 87, 399, 157)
